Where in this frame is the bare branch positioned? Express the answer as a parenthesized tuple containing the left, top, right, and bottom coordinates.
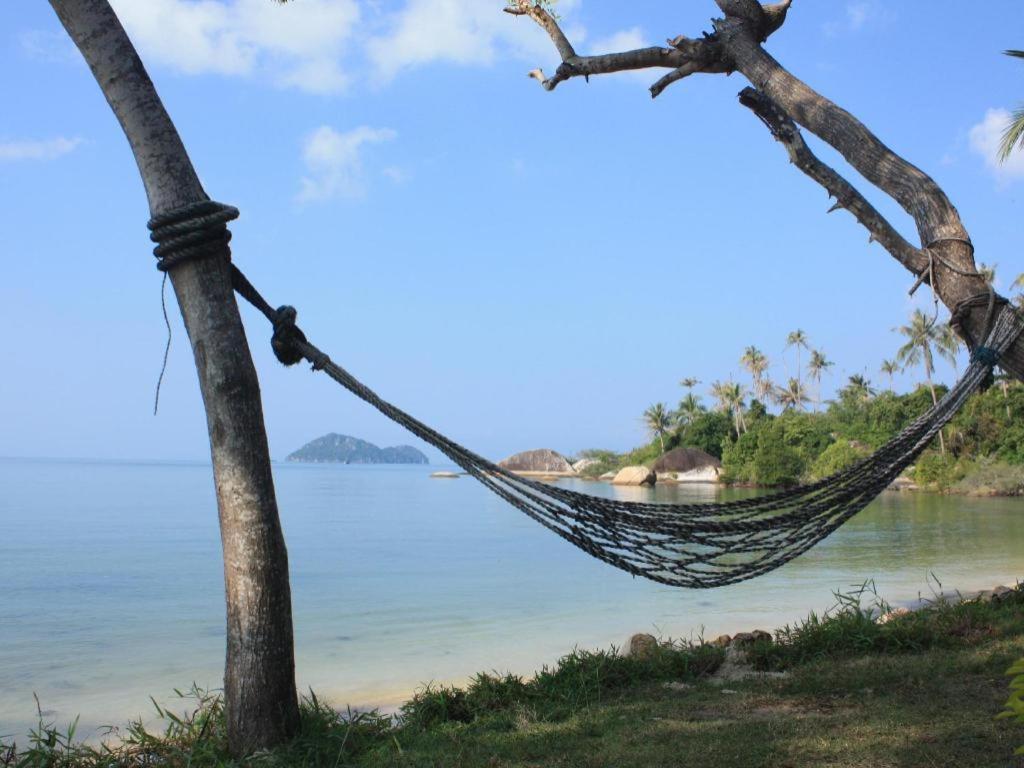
(506, 1, 723, 94)
(739, 87, 927, 277)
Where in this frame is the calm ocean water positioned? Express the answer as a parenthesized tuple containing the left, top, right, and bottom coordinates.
(1, 457, 1022, 741)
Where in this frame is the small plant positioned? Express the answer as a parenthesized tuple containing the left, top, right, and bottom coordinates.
(998, 657, 1024, 755)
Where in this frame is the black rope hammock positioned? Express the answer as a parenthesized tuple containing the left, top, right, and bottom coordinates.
(149, 200, 1024, 589)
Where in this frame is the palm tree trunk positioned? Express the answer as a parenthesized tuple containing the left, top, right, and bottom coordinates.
(925, 366, 947, 455)
(49, 0, 299, 755)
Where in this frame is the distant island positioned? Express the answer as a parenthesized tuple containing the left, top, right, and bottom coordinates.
(287, 434, 428, 465)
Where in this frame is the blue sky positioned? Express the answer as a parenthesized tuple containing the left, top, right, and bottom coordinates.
(1, 0, 1022, 463)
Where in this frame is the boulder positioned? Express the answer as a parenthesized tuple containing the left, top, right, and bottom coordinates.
(877, 607, 911, 624)
(711, 634, 732, 648)
(612, 466, 656, 486)
(572, 458, 600, 474)
(651, 447, 722, 474)
(599, 471, 617, 481)
(676, 466, 723, 484)
(992, 585, 1016, 604)
(625, 633, 659, 659)
(498, 449, 574, 475)
(731, 630, 771, 647)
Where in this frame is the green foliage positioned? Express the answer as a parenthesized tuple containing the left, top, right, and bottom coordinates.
(951, 458, 1024, 496)
(573, 449, 620, 478)
(722, 412, 832, 486)
(746, 582, 1023, 672)
(677, 410, 732, 459)
(913, 451, 971, 490)
(0, 685, 393, 768)
(808, 439, 870, 480)
(998, 656, 1024, 755)
(751, 420, 804, 486)
(401, 642, 723, 729)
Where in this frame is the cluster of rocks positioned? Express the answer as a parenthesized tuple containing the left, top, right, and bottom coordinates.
(623, 583, 1021, 685)
(496, 447, 722, 486)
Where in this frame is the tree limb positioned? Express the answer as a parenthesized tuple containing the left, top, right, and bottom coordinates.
(505, 1, 730, 96)
(738, 87, 927, 278)
(508, 1, 1024, 380)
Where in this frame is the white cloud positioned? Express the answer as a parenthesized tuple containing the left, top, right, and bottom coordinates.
(823, 2, 875, 36)
(298, 125, 397, 201)
(846, 3, 869, 30)
(366, 0, 580, 83)
(590, 27, 645, 54)
(381, 165, 411, 184)
(0, 137, 82, 162)
(969, 108, 1024, 183)
(109, 0, 359, 94)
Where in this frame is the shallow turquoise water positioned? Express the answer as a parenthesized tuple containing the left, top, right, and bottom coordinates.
(1, 457, 1022, 741)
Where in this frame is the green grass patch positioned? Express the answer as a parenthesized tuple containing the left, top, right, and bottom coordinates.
(4, 585, 1024, 767)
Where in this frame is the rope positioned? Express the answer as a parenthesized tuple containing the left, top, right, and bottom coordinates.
(147, 201, 1024, 588)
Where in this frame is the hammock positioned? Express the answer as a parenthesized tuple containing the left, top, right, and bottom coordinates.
(149, 201, 1024, 588)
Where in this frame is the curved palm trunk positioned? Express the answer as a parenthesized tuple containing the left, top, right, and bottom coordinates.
(49, 0, 299, 754)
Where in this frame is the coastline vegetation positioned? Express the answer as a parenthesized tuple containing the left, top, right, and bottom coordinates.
(6, 584, 1023, 767)
(577, 300, 1024, 495)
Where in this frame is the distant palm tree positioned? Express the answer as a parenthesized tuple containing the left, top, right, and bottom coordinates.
(786, 329, 810, 386)
(642, 403, 673, 454)
(774, 378, 810, 411)
(937, 323, 963, 376)
(896, 309, 954, 453)
(880, 359, 900, 392)
(740, 346, 770, 402)
(675, 393, 705, 442)
(843, 374, 876, 404)
(999, 50, 1024, 160)
(679, 377, 701, 391)
(807, 349, 833, 410)
(711, 380, 748, 436)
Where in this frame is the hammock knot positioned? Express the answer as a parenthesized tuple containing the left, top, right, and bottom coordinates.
(271, 305, 309, 367)
(147, 200, 239, 272)
(971, 346, 1001, 367)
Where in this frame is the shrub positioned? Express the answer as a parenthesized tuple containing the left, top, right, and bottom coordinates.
(808, 439, 870, 480)
(913, 451, 971, 490)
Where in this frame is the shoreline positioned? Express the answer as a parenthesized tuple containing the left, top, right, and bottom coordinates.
(304, 570, 1024, 717)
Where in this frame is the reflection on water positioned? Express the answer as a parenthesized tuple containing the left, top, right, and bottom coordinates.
(1, 459, 1021, 740)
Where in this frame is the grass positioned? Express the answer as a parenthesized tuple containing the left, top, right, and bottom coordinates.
(4, 585, 1024, 768)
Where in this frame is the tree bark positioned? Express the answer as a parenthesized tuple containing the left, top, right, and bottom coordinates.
(48, 0, 300, 754)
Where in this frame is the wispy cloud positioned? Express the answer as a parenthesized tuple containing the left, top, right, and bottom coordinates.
(969, 108, 1024, 183)
(19, 30, 81, 63)
(823, 2, 874, 36)
(109, 0, 359, 94)
(0, 137, 82, 162)
(298, 125, 397, 202)
(365, 0, 581, 83)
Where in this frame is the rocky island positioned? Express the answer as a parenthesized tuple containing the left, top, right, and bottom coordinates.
(287, 434, 428, 464)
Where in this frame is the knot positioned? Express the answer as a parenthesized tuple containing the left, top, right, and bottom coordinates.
(971, 346, 1001, 368)
(148, 200, 239, 272)
(951, 290, 1008, 352)
(271, 305, 308, 367)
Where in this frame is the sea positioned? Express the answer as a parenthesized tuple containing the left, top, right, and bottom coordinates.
(1, 457, 1022, 742)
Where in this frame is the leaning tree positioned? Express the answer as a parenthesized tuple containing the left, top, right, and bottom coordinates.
(505, 0, 1022, 380)
(49, 0, 299, 756)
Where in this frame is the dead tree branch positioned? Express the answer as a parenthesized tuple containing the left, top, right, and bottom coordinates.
(507, 1, 1022, 380)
